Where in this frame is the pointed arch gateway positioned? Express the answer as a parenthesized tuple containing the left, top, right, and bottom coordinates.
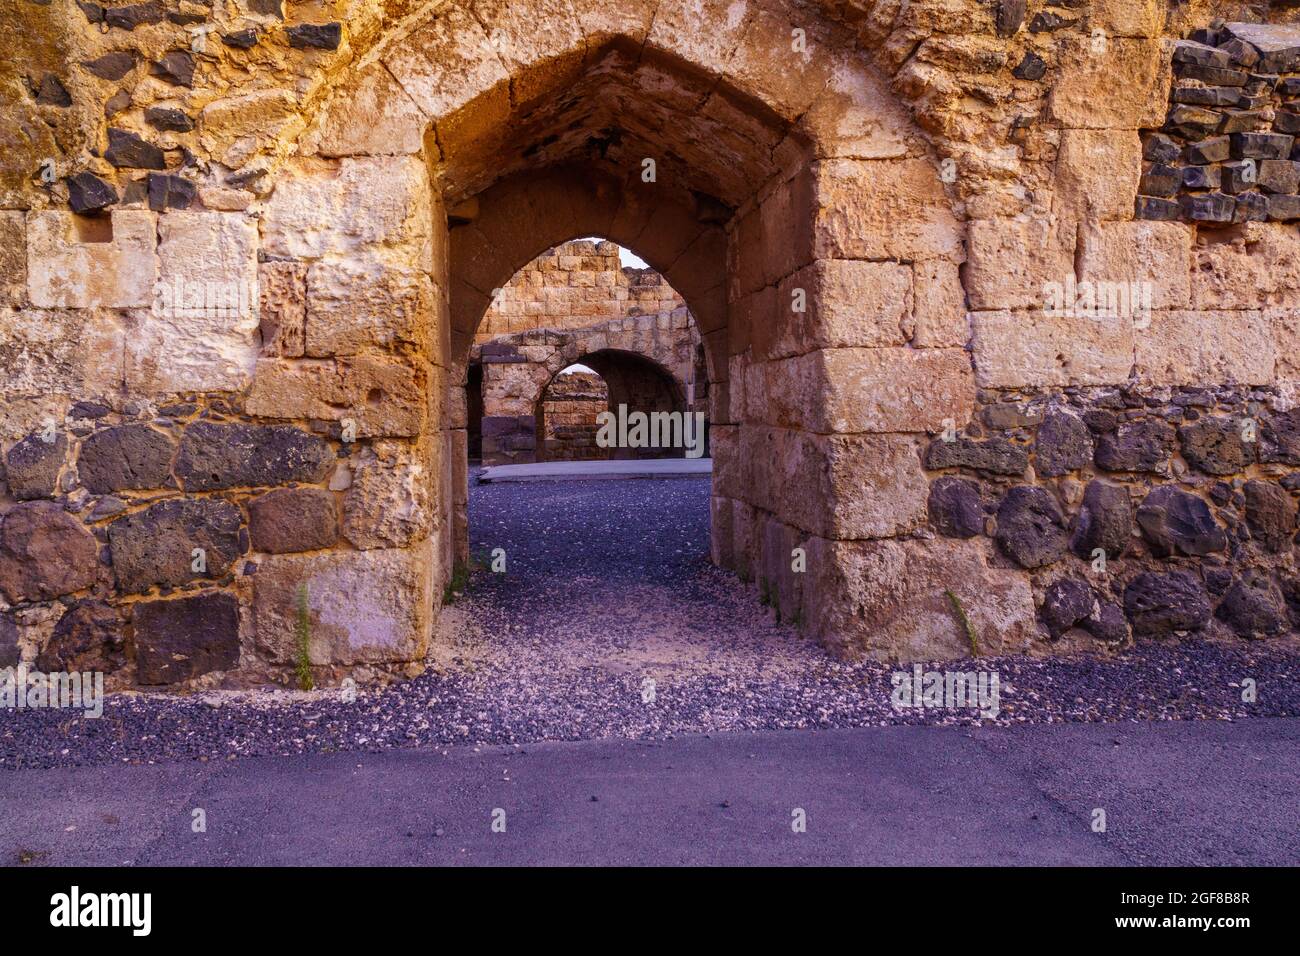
(265, 0, 1039, 662)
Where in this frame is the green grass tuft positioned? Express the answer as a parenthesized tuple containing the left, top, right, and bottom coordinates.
(295, 582, 314, 691)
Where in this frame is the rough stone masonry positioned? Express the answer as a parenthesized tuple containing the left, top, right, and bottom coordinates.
(1, 0, 1300, 689)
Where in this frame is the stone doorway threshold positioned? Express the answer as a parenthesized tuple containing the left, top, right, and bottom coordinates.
(478, 458, 712, 483)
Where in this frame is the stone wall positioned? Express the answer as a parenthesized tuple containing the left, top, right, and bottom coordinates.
(4, 1, 1300, 688)
(539, 371, 609, 462)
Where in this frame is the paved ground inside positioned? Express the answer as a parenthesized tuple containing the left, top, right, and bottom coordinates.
(478, 457, 712, 482)
(1, 718, 1294, 866)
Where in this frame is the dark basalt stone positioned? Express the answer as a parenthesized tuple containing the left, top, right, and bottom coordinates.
(1035, 410, 1092, 477)
(1070, 480, 1132, 560)
(1012, 51, 1046, 81)
(926, 476, 984, 539)
(82, 51, 135, 80)
(995, 0, 1025, 37)
(144, 107, 194, 132)
(222, 29, 259, 49)
(104, 0, 164, 30)
(66, 172, 118, 214)
(1178, 416, 1255, 475)
(34, 74, 72, 107)
(1243, 479, 1296, 552)
(77, 424, 176, 494)
(107, 498, 245, 593)
(36, 601, 125, 673)
(1084, 600, 1130, 644)
(924, 435, 1028, 476)
(1261, 407, 1300, 463)
(1040, 578, 1096, 637)
(4, 431, 65, 500)
(1135, 486, 1228, 557)
(175, 422, 332, 491)
(133, 591, 240, 684)
(146, 172, 196, 211)
(248, 488, 339, 554)
(286, 22, 342, 50)
(1123, 571, 1212, 637)
(104, 128, 165, 169)
(995, 486, 1068, 569)
(1095, 419, 1176, 472)
(1216, 578, 1288, 638)
(0, 502, 100, 603)
(150, 50, 196, 87)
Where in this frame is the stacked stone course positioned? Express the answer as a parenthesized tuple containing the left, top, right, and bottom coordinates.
(1140, 22, 1300, 223)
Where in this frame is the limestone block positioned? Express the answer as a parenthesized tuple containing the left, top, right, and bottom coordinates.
(342, 442, 437, 550)
(709, 495, 735, 569)
(971, 310, 1135, 387)
(244, 356, 431, 437)
(1191, 223, 1300, 309)
(261, 157, 432, 262)
(259, 261, 306, 357)
(803, 536, 1038, 661)
(305, 261, 434, 357)
(1048, 36, 1170, 129)
(748, 428, 929, 540)
(1134, 311, 1275, 386)
(0, 212, 25, 306)
(200, 89, 302, 170)
(800, 56, 913, 161)
(646, 0, 755, 80)
(26, 211, 156, 309)
(123, 212, 260, 395)
(253, 541, 434, 666)
(812, 158, 962, 263)
(762, 260, 912, 359)
(725, 8, 835, 122)
(911, 259, 968, 347)
(1077, 221, 1193, 309)
(764, 348, 973, 434)
(381, 4, 510, 122)
(730, 497, 758, 582)
(1270, 307, 1300, 382)
(1091, 0, 1165, 38)
(317, 63, 427, 157)
(0, 308, 123, 397)
(1052, 129, 1142, 221)
(966, 218, 1075, 311)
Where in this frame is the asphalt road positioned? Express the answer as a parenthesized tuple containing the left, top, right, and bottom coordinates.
(2, 717, 1294, 866)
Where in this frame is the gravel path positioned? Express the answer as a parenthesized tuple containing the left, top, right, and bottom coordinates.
(2, 473, 1298, 769)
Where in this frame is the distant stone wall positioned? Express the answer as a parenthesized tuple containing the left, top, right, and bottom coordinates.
(478, 240, 685, 342)
(539, 372, 609, 462)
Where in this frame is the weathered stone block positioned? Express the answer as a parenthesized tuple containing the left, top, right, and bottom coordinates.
(966, 219, 1075, 311)
(804, 536, 1038, 661)
(244, 357, 430, 438)
(1124, 571, 1211, 636)
(252, 542, 433, 665)
(305, 261, 433, 357)
(1053, 129, 1142, 220)
(342, 445, 435, 549)
(77, 424, 176, 493)
(1070, 479, 1132, 560)
(108, 498, 245, 592)
(175, 422, 332, 491)
(4, 432, 66, 499)
(37, 601, 125, 674)
(995, 485, 1068, 568)
(26, 211, 156, 309)
(1134, 311, 1274, 386)
(134, 591, 241, 684)
(249, 487, 339, 554)
(258, 260, 306, 358)
(0, 502, 100, 603)
(1077, 221, 1193, 309)
(971, 311, 1135, 387)
(1136, 486, 1227, 557)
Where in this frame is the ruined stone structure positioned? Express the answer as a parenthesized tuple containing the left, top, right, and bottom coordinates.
(3, 1, 1300, 689)
(469, 239, 703, 464)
